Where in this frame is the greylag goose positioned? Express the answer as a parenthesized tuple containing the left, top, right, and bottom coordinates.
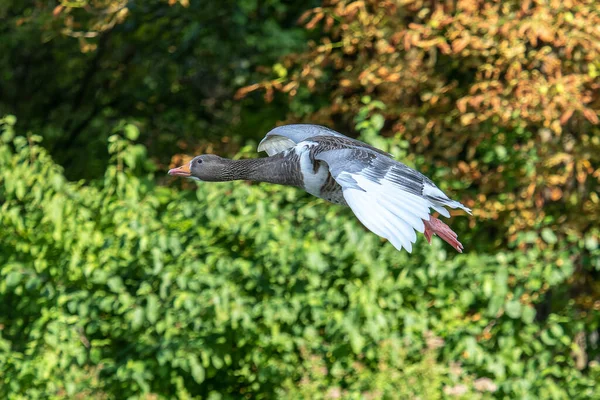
(169, 124, 472, 252)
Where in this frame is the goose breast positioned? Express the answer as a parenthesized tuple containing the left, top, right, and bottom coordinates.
(294, 141, 346, 205)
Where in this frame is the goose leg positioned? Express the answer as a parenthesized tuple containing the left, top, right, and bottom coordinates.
(423, 216, 464, 253)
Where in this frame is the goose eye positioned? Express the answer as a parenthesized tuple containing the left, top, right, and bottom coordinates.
(196, 159, 203, 164)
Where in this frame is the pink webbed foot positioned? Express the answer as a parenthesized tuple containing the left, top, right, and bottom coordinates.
(423, 216, 464, 253)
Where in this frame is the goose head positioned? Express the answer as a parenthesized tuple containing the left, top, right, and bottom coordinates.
(168, 155, 232, 182)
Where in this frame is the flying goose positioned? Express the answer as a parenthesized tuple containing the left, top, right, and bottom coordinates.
(169, 124, 472, 252)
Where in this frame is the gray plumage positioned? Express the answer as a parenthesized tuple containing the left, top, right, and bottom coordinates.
(259, 124, 391, 157)
(259, 127, 469, 215)
(186, 153, 304, 187)
(169, 124, 472, 252)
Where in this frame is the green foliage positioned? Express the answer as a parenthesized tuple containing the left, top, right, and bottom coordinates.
(0, 0, 316, 179)
(1, 117, 599, 399)
(1, 0, 600, 398)
(241, 0, 600, 254)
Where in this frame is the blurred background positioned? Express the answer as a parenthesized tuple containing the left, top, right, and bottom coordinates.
(1, 0, 599, 398)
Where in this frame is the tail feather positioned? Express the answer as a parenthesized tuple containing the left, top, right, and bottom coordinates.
(423, 216, 464, 253)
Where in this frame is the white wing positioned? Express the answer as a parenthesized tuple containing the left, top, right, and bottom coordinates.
(338, 172, 432, 252)
(316, 147, 471, 253)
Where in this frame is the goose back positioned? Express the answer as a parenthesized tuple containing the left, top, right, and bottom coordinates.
(259, 124, 390, 157)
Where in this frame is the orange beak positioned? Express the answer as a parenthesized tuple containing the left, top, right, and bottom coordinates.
(168, 163, 191, 177)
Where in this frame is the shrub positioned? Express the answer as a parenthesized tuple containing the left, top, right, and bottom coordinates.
(1, 116, 598, 398)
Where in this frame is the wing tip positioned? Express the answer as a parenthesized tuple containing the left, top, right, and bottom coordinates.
(432, 201, 473, 218)
(423, 184, 473, 217)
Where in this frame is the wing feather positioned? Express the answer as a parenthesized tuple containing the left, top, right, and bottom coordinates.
(431, 204, 451, 218)
(379, 196, 426, 233)
(315, 145, 470, 252)
(344, 188, 414, 252)
(258, 124, 352, 156)
(340, 174, 429, 252)
(424, 184, 472, 215)
(257, 135, 296, 156)
(258, 124, 392, 157)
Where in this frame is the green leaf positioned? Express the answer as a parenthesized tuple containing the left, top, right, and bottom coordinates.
(460, 290, 474, 306)
(273, 63, 287, 78)
(522, 305, 536, 323)
(132, 308, 145, 330)
(541, 228, 557, 244)
(349, 329, 365, 354)
(584, 235, 598, 250)
(495, 145, 507, 159)
(4, 115, 17, 125)
(189, 355, 205, 384)
(212, 355, 224, 369)
(541, 330, 556, 345)
(6, 272, 21, 288)
(371, 113, 385, 131)
(550, 324, 564, 338)
(107, 276, 124, 293)
(146, 294, 159, 324)
(505, 300, 522, 319)
(124, 124, 140, 141)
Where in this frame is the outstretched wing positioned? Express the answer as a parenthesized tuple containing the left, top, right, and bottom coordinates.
(258, 124, 390, 157)
(315, 146, 471, 253)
